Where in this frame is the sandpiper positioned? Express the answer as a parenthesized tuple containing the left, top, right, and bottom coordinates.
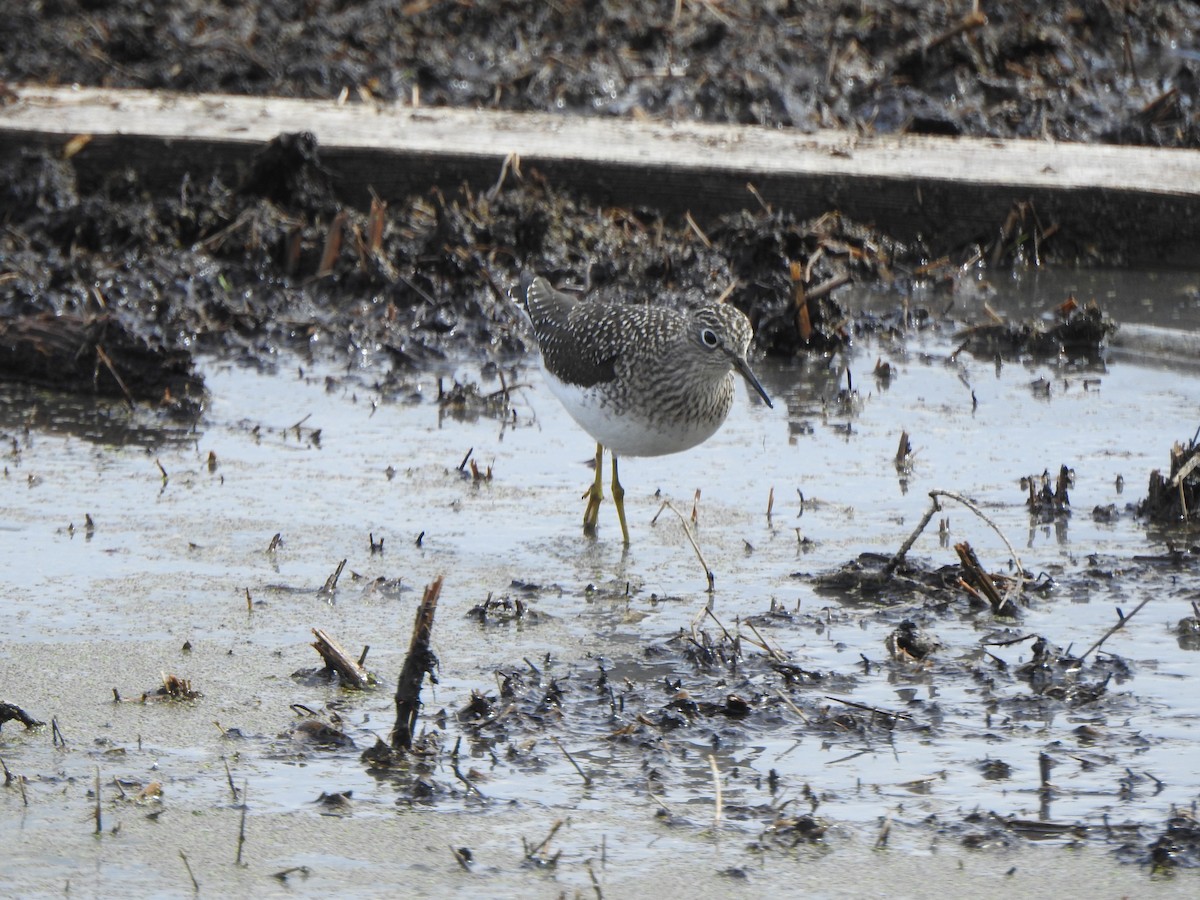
(520, 273, 772, 543)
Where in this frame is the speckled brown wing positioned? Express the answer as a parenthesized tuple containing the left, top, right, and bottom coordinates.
(521, 276, 619, 388)
(522, 275, 689, 390)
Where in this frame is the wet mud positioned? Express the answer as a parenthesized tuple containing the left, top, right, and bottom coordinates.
(5, 303, 1200, 894)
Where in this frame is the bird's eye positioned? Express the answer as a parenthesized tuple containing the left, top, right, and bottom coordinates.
(700, 327, 720, 348)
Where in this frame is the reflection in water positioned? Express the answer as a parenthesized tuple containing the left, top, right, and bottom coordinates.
(0, 380, 198, 449)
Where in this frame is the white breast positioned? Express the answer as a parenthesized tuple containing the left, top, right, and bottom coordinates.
(542, 370, 726, 457)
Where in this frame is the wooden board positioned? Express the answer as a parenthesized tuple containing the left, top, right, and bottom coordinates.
(2, 85, 1197, 266)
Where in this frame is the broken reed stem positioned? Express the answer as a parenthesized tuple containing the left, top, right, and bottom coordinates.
(746, 181, 771, 214)
(744, 619, 786, 662)
(179, 850, 199, 892)
(587, 862, 603, 900)
(805, 273, 851, 302)
(451, 760, 486, 799)
(875, 817, 892, 849)
(223, 757, 239, 801)
(526, 819, 563, 860)
(94, 767, 102, 834)
(774, 688, 811, 725)
(487, 151, 522, 200)
(708, 753, 723, 830)
(1038, 750, 1054, 789)
(310, 627, 372, 689)
(925, 8, 988, 53)
(651, 499, 715, 592)
(700, 606, 735, 643)
(551, 736, 592, 785)
(390, 575, 444, 750)
(316, 209, 347, 277)
(684, 210, 713, 248)
(236, 780, 248, 865)
(1079, 596, 1152, 661)
(886, 495, 942, 574)
(94, 343, 135, 409)
(825, 695, 912, 721)
(319, 558, 347, 596)
(367, 194, 387, 253)
(954, 542, 1015, 616)
(647, 787, 673, 816)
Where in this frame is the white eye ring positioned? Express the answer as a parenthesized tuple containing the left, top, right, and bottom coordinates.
(700, 328, 720, 348)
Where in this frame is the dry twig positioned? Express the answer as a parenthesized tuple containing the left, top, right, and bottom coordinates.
(1079, 597, 1152, 661)
(651, 499, 714, 592)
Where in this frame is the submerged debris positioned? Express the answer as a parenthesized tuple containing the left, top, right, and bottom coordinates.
(885, 619, 941, 661)
(466, 593, 534, 625)
(437, 376, 517, 423)
(757, 813, 829, 849)
(1176, 605, 1200, 651)
(0, 702, 43, 731)
(1145, 812, 1200, 872)
(1024, 465, 1073, 521)
(1138, 435, 1200, 525)
(955, 298, 1116, 361)
(133, 673, 203, 702)
(291, 718, 356, 750)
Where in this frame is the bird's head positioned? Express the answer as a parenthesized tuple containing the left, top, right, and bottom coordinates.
(687, 305, 773, 408)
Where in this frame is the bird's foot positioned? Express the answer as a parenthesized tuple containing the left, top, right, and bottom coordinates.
(582, 483, 603, 536)
(582, 443, 605, 538)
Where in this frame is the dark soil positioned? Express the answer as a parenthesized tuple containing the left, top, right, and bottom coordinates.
(2, 1, 1186, 396)
(3, 1, 1196, 147)
(0, 130, 924, 401)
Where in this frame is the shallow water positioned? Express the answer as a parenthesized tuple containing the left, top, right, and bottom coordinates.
(3, 270, 1200, 896)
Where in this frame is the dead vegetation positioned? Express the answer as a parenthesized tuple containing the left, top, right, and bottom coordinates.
(1139, 434, 1200, 525)
(0, 702, 43, 731)
(3, 111, 1136, 406)
(954, 298, 1116, 362)
(1, 2, 1193, 148)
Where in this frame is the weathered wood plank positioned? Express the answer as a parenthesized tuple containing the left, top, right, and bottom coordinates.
(1, 85, 1197, 265)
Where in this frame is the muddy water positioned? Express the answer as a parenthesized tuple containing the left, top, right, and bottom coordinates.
(3, 270, 1200, 897)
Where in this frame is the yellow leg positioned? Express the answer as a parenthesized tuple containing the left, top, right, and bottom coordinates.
(612, 453, 630, 545)
(582, 442, 604, 536)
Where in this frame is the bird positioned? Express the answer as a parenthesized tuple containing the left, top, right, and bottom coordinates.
(519, 272, 773, 543)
